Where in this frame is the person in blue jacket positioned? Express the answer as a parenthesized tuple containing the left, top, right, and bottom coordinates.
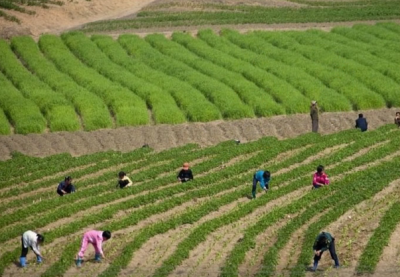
(252, 170, 271, 199)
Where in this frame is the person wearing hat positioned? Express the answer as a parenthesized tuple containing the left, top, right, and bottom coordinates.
(310, 100, 319, 133)
(177, 162, 194, 183)
(76, 230, 111, 267)
(355, 113, 368, 132)
(252, 170, 271, 199)
(20, 230, 45, 267)
(117, 171, 133, 188)
(311, 231, 340, 271)
(57, 176, 76, 196)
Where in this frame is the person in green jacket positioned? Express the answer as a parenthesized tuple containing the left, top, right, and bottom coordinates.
(312, 232, 339, 271)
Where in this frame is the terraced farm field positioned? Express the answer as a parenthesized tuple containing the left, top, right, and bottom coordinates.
(1, 22, 400, 135)
(1, 124, 400, 277)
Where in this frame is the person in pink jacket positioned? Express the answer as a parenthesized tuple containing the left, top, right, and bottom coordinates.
(312, 165, 330, 189)
(76, 230, 111, 267)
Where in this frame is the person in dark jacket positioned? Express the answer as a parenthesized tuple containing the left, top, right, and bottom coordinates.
(355, 113, 368, 132)
(177, 162, 193, 183)
(252, 170, 271, 199)
(312, 232, 339, 271)
(310, 101, 319, 133)
(57, 176, 76, 196)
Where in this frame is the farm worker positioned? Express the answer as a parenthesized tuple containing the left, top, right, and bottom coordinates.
(395, 112, 400, 128)
(177, 162, 194, 183)
(312, 165, 329, 189)
(20, 230, 45, 267)
(312, 232, 339, 271)
(116, 171, 133, 188)
(355, 113, 368, 132)
(57, 176, 76, 196)
(252, 170, 271, 199)
(310, 100, 319, 133)
(76, 230, 111, 267)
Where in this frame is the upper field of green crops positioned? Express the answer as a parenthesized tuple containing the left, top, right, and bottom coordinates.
(1, 124, 400, 276)
(0, 22, 400, 134)
(81, 0, 400, 32)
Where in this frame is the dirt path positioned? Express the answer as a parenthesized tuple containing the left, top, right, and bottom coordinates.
(0, 108, 396, 161)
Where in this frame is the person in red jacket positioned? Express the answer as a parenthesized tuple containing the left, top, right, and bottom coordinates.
(312, 165, 329, 189)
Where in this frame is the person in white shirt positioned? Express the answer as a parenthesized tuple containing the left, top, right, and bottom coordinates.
(20, 230, 44, 267)
(116, 171, 133, 188)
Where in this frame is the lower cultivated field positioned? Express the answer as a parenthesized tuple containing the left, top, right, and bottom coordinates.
(1, 124, 400, 276)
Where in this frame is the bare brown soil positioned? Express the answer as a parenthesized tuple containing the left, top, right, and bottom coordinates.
(0, 108, 396, 161)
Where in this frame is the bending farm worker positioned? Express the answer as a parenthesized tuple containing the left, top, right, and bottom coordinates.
(252, 170, 271, 199)
(76, 230, 111, 267)
(57, 176, 76, 196)
(177, 162, 194, 183)
(20, 230, 44, 267)
(312, 232, 339, 271)
(312, 165, 329, 189)
(117, 171, 133, 188)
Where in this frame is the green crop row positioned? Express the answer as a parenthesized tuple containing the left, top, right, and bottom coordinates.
(221, 29, 386, 110)
(302, 29, 400, 84)
(82, 1, 400, 32)
(0, 40, 80, 132)
(0, 72, 46, 134)
(10, 36, 113, 131)
(357, 201, 400, 273)
(149, 32, 287, 116)
(278, 31, 400, 108)
(91, 34, 221, 122)
(61, 32, 186, 124)
(38, 34, 149, 127)
(196, 29, 352, 113)
(118, 34, 255, 119)
(331, 26, 400, 64)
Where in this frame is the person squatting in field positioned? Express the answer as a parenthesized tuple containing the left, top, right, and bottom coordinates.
(20, 230, 44, 267)
(395, 112, 400, 128)
(312, 165, 329, 189)
(252, 170, 271, 199)
(312, 232, 340, 271)
(355, 113, 368, 132)
(57, 176, 76, 196)
(116, 171, 133, 188)
(177, 162, 194, 183)
(76, 230, 111, 267)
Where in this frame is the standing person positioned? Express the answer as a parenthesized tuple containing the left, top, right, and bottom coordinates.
(395, 112, 400, 128)
(76, 230, 111, 267)
(177, 162, 194, 183)
(116, 171, 133, 188)
(310, 100, 319, 133)
(252, 170, 271, 199)
(312, 165, 329, 189)
(355, 113, 368, 132)
(20, 230, 45, 267)
(57, 176, 76, 196)
(312, 232, 340, 271)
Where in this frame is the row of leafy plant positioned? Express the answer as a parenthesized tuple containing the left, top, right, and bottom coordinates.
(82, 0, 400, 32)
